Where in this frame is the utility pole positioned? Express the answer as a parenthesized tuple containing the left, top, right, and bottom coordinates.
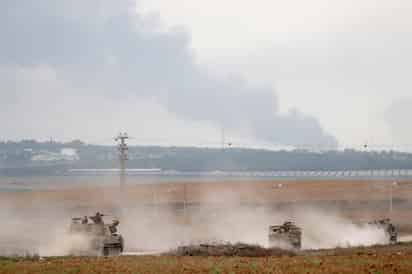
(115, 132, 129, 187)
(221, 127, 225, 150)
(363, 142, 373, 177)
(221, 127, 233, 150)
(183, 183, 187, 220)
(389, 181, 398, 215)
(183, 183, 188, 244)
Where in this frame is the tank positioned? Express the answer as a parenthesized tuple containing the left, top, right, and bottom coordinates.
(367, 218, 398, 244)
(68, 212, 124, 256)
(268, 221, 302, 249)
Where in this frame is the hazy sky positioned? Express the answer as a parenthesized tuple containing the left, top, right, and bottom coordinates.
(2, 0, 412, 149)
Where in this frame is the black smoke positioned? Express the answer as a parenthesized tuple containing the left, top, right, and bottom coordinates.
(0, 0, 337, 147)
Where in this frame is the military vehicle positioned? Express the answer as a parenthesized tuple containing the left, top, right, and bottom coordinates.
(268, 221, 302, 249)
(367, 218, 398, 244)
(69, 212, 124, 256)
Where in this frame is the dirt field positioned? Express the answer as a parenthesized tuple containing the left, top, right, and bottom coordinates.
(2, 179, 412, 225)
(2, 179, 412, 205)
(1, 178, 412, 271)
(2, 242, 412, 274)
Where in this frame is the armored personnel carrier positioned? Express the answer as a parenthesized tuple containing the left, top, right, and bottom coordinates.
(268, 221, 302, 249)
(69, 212, 124, 256)
(367, 218, 398, 244)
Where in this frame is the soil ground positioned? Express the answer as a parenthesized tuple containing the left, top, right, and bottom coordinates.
(1, 178, 412, 273)
(2, 179, 412, 226)
(2, 242, 412, 274)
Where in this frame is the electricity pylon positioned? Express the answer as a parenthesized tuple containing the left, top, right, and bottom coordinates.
(115, 132, 129, 186)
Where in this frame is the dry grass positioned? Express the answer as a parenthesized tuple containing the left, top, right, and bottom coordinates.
(167, 243, 296, 257)
(1, 243, 412, 274)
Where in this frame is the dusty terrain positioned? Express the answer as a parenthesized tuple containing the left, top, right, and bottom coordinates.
(2, 179, 412, 226)
(2, 243, 412, 274)
(1, 178, 412, 272)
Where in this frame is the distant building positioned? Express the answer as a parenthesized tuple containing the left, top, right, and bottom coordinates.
(31, 148, 79, 162)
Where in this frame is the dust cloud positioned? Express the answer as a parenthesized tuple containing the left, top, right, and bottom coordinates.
(0, 186, 391, 256)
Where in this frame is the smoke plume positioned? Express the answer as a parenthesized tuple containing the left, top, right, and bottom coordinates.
(0, 0, 337, 147)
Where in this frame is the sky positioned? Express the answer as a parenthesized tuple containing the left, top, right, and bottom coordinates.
(1, 0, 412, 150)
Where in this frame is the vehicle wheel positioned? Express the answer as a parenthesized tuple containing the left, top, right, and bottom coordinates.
(103, 247, 109, 256)
(112, 248, 121, 256)
(119, 236, 124, 252)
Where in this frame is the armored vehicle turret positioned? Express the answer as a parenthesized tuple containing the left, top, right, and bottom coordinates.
(269, 221, 302, 249)
(69, 212, 124, 256)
